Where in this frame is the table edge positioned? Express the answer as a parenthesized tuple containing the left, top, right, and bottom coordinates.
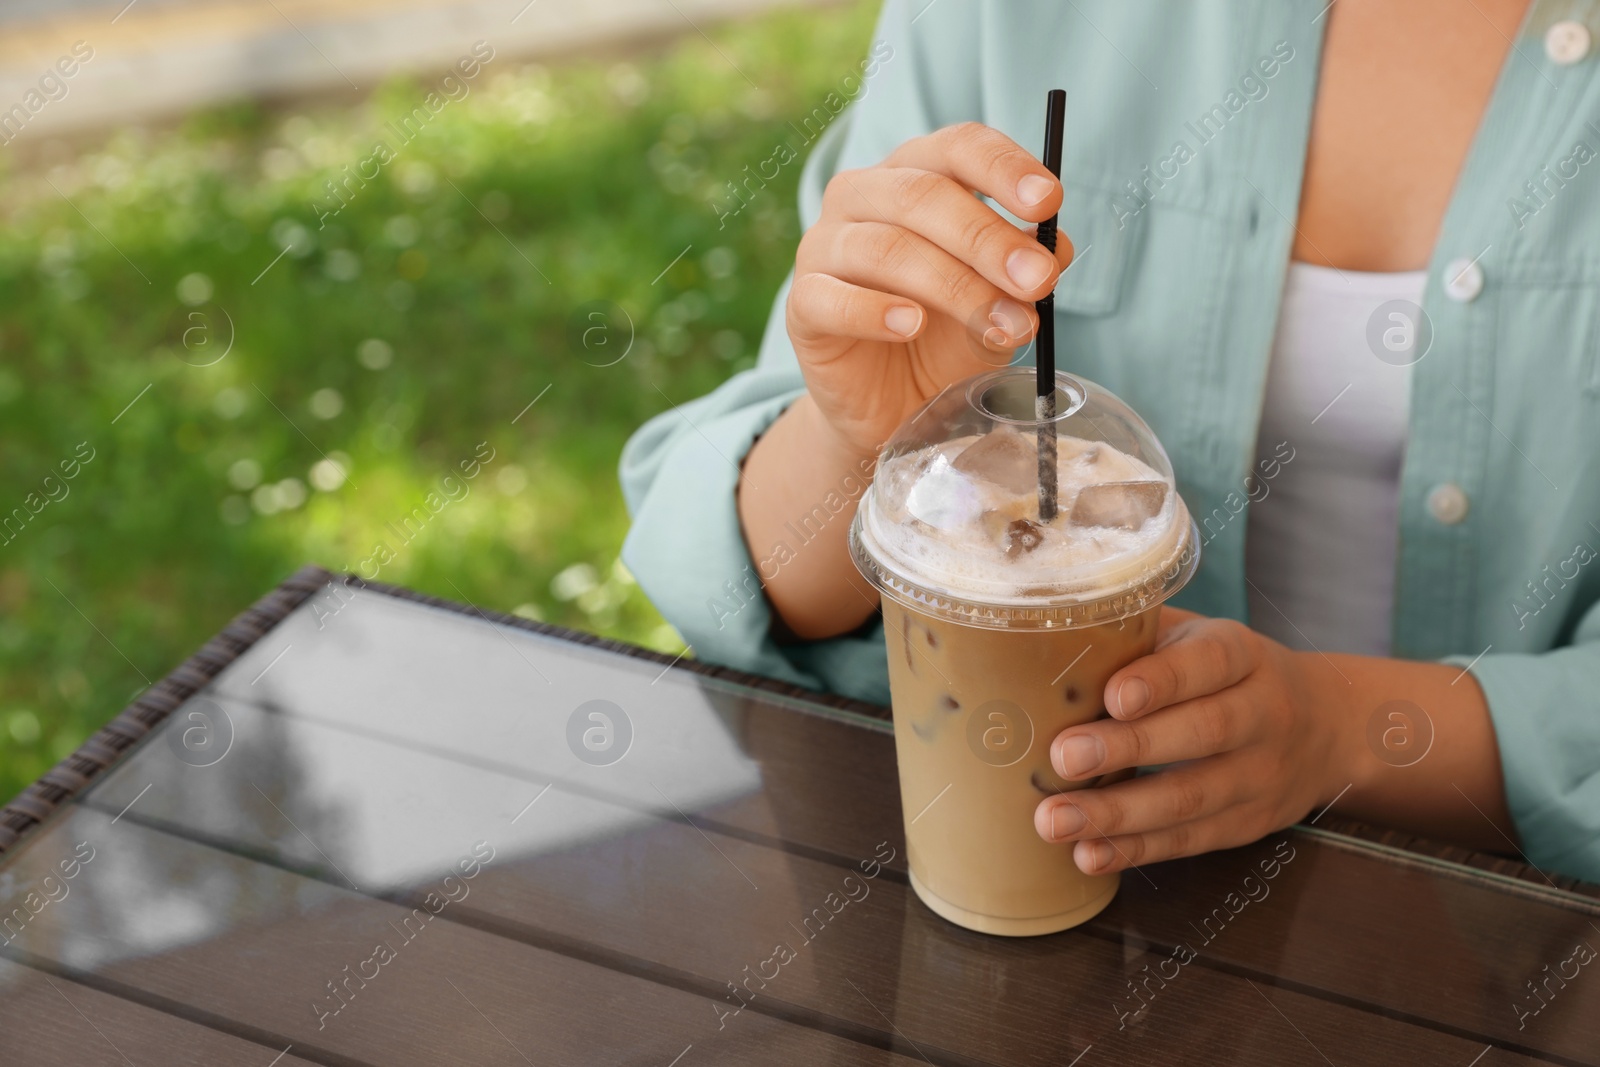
(5, 565, 1594, 907)
(0, 564, 333, 854)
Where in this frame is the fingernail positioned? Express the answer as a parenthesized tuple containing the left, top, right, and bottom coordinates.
(1077, 840, 1113, 873)
(884, 305, 922, 337)
(1050, 804, 1086, 840)
(1006, 246, 1055, 291)
(990, 298, 1033, 338)
(1056, 734, 1104, 778)
(1016, 174, 1055, 206)
(1117, 679, 1150, 717)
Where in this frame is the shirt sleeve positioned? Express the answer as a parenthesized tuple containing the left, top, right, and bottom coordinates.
(1446, 600, 1600, 883)
(618, 0, 982, 702)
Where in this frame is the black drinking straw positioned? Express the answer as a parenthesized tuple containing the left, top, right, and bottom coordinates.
(1034, 89, 1066, 523)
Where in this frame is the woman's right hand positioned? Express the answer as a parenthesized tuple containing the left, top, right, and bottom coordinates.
(786, 122, 1074, 459)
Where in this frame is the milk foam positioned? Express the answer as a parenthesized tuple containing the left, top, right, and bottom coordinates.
(860, 433, 1189, 606)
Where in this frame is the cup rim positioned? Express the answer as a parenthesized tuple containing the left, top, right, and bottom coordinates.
(849, 510, 1200, 631)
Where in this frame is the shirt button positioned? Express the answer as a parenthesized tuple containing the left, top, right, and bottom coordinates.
(1442, 257, 1485, 303)
(1427, 483, 1470, 526)
(1546, 20, 1592, 65)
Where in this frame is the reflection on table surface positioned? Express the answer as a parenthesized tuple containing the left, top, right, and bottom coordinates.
(1, 580, 1597, 1066)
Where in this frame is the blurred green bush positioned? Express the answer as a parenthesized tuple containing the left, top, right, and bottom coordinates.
(0, 1, 875, 803)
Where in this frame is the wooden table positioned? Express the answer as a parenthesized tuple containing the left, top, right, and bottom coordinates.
(2, 566, 1598, 1066)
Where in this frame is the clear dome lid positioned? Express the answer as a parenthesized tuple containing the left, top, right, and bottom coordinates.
(849, 367, 1198, 630)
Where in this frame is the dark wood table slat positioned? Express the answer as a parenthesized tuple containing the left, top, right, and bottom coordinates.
(79, 698, 1589, 1066)
(0, 958, 322, 1067)
(102, 597, 1600, 1064)
(0, 807, 926, 1067)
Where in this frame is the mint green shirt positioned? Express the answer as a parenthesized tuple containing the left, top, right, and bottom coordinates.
(621, 0, 1600, 881)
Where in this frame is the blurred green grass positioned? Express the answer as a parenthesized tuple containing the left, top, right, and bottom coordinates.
(0, 2, 876, 803)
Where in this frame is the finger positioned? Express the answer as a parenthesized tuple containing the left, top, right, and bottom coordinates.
(1155, 605, 1204, 638)
(1070, 812, 1273, 875)
(824, 167, 1067, 302)
(824, 221, 1038, 346)
(884, 122, 1063, 222)
(1034, 762, 1239, 843)
(1050, 694, 1246, 780)
(1105, 618, 1260, 721)
(1025, 223, 1077, 273)
(787, 271, 927, 346)
(1153, 607, 1210, 649)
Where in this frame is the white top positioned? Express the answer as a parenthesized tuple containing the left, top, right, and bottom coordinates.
(1244, 262, 1427, 657)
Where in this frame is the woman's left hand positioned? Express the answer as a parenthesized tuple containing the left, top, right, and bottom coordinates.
(1033, 607, 1355, 875)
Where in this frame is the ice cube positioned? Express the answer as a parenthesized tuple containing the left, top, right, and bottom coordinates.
(1069, 480, 1168, 531)
(972, 505, 1036, 547)
(905, 451, 982, 529)
(978, 508, 1011, 543)
(951, 429, 1038, 495)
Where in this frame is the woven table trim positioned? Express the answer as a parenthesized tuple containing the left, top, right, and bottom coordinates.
(0, 564, 332, 855)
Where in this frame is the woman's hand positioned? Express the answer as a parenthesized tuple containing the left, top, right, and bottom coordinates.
(1032, 608, 1357, 874)
(786, 122, 1074, 459)
(742, 123, 1072, 638)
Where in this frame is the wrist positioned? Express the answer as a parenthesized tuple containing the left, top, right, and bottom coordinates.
(1295, 651, 1376, 807)
(792, 393, 880, 472)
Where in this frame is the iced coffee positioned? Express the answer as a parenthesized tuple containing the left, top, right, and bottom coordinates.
(850, 368, 1198, 936)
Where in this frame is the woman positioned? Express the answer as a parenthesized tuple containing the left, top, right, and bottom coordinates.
(621, 0, 1600, 882)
